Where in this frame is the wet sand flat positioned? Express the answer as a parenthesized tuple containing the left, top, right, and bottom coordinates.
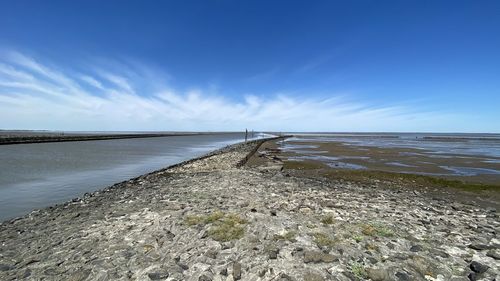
(279, 137, 500, 185)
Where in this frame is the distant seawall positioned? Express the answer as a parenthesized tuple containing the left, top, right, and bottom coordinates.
(0, 132, 236, 145)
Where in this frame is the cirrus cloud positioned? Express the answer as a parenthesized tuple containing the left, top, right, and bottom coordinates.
(0, 50, 460, 132)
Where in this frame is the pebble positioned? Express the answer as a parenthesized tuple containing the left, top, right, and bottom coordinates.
(147, 272, 169, 280)
(469, 261, 489, 274)
(0, 264, 13, 272)
(469, 243, 491, 251)
(410, 245, 424, 252)
(395, 271, 411, 281)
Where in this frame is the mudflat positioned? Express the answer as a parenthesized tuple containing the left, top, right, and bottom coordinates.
(279, 138, 500, 185)
(0, 138, 499, 281)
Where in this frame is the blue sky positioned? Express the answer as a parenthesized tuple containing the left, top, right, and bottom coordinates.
(0, 0, 499, 132)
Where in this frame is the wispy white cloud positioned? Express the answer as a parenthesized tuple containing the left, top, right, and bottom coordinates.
(0, 50, 469, 132)
(296, 56, 332, 73)
(245, 67, 279, 83)
(79, 75, 104, 90)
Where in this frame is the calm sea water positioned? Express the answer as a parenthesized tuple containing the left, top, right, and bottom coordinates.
(0, 133, 268, 221)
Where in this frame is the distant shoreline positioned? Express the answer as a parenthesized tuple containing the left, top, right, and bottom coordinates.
(0, 132, 240, 145)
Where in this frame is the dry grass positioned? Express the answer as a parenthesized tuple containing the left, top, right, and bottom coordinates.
(185, 211, 248, 242)
(312, 232, 336, 248)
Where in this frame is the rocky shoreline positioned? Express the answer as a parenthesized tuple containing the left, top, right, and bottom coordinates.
(0, 138, 499, 281)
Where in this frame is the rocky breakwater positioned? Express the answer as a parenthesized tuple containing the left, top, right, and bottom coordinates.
(0, 139, 499, 281)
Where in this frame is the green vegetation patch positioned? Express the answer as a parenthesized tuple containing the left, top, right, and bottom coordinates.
(350, 262, 368, 279)
(184, 211, 248, 242)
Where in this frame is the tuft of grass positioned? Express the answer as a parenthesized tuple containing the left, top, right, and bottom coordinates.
(184, 210, 225, 226)
(350, 262, 367, 279)
(312, 232, 336, 248)
(205, 210, 224, 223)
(321, 215, 335, 225)
(361, 223, 393, 237)
(273, 231, 297, 242)
(208, 214, 247, 242)
(185, 215, 204, 226)
(184, 211, 248, 242)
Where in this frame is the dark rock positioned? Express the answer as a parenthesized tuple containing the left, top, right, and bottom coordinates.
(269, 248, 279, 259)
(469, 261, 489, 273)
(22, 268, 32, 278)
(250, 208, 257, 212)
(395, 271, 410, 281)
(468, 272, 478, 281)
(233, 262, 242, 280)
(270, 210, 277, 216)
(220, 267, 228, 276)
(164, 230, 176, 240)
(410, 245, 423, 252)
(0, 264, 13, 271)
(486, 207, 496, 213)
(469, 243, 491, 251)
(177, 262, 189, 271)
(486, 250, 500, 260)
(386, 242, 396, 250)
(148, 272, 169, 280)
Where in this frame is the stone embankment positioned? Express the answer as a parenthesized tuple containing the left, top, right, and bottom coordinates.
(0, 139, 498, 280)
(0, 132, 214, 145)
